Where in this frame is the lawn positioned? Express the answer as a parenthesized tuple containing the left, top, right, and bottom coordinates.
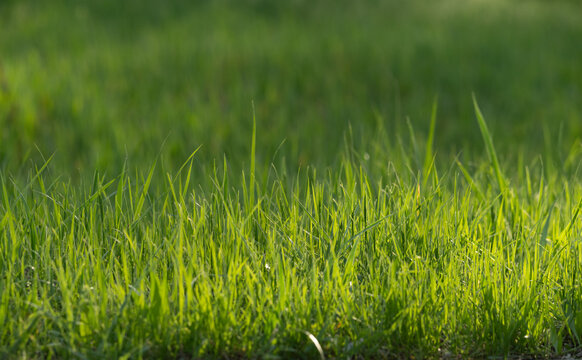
(1, 0, 582, 358)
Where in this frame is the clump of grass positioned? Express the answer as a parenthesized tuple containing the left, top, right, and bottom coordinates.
(1, 104, 581, 359)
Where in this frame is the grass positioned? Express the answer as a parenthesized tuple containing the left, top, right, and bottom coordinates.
(2, 107, 582, 358)
(1, 0, 582, 358)
(2, 0, 582, 177)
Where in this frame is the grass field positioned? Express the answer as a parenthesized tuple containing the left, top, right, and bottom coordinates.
(1, 0, 582, 358)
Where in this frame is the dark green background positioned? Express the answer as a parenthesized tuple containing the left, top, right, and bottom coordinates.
(1, 0, 581, 178)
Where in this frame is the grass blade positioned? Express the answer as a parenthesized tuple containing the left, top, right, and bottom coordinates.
(250, 101, 257, 207)
(304, 331, 325, 360)
(423, 97, 438, 186)
(133, 162, 156, 223)
(473, 94, 506, 193)
(455, 158, 484, 200)
(539, 202, 554, 255)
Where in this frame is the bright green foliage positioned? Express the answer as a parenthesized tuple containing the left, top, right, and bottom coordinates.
(2, 111, 582, 358)
(1, 0, 582, 359)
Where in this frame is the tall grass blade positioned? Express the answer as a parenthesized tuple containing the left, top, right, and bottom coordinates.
(539, 203, 554, 255)
(472, 94, 506, 193)
(561, 198, 582, 237)
(22, 153, 54, 193)
(455, 158, 484, 200)
(423, 97, 438, 186)
(133, 162, 156, 223)
(406, 117, 420, 171)
(250, 101, 257, 207)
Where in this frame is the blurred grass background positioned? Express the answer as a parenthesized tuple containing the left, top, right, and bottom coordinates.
(1, 0, 581, 179)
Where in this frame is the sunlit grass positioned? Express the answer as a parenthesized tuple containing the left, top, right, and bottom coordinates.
(1, 107, 581, 358)
(1, 0, 582, 358)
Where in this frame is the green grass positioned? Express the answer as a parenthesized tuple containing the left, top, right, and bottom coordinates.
(1, 0, 582, 358)
(2, 115, 582, 358)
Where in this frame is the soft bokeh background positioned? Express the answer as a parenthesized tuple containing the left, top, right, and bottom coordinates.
(1, 0, 581, 179)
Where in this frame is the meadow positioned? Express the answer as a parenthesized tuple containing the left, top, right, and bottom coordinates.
(1, 0, 582, 358)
